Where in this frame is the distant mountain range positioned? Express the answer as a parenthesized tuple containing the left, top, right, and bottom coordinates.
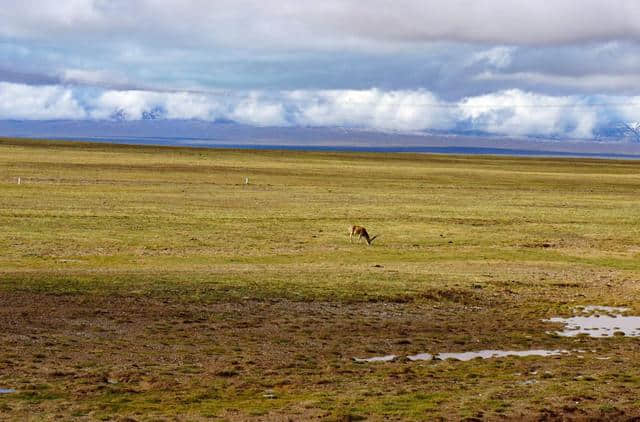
(2, 119, 640, 158)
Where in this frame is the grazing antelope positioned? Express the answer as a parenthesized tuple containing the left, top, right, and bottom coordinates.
(349, 225, 378, 246)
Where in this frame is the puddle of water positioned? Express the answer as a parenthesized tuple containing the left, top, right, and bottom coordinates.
(356, 305, 639, 364)
(0, 388, 15, 394)
(547, 315, 640, 337)
(407, 353, 433, 361)
(435, 349, 568, 361)
(547, 305, 640, 337)
(360, 349, 567, 363)
(353, 355, 396, 363)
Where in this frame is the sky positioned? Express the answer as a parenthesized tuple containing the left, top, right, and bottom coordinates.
(2, 0, 640, 140)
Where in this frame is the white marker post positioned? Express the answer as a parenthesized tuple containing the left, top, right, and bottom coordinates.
(17, 177, 21, 185)
(244, 177, 249, 185)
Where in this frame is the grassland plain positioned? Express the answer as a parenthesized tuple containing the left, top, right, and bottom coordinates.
(1, 137, 640, 421)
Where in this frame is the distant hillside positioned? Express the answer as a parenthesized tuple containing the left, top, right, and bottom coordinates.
(2, 119, 640, 158)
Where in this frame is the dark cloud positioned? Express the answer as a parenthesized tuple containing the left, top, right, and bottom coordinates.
(3, 1, 640, 47)
(0, 67, 61, 86)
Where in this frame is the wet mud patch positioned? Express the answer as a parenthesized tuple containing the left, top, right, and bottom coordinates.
(2, 291, 640, 420)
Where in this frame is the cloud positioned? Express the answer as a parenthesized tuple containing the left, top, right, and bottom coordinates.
(0, 82, 86, 119)
(2, 82, 639, 140)
(3, 5, 640, 99)
(60, 68, 130, 88)
(475, 71, 640, 94)
(458, 90, 600, 138)
(468, 47, 515, 69)
(287, 89, 455, 131)
(4, 3, 640, 143)
(2, 1, 640, 49)
(230, 94, 289, 126)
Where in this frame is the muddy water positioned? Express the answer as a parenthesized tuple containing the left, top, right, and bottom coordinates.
(357, 349, 567, 363)
(436, 349, 568, 361)
(547, 305, 640, 337)
(407, 350, 568, 361)
(406, 353, 433, 361)
(548, 314, 640, 337)
(355, 306, 640, 364)
(353, 355, 397, 363)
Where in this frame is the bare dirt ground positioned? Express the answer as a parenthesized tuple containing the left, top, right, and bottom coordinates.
(2, 291, 640, 421)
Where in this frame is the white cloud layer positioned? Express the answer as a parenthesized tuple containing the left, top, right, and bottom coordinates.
(459, 90, 600, 138)
(0, 82, 86, 119)
(1, 82, 638, 139)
